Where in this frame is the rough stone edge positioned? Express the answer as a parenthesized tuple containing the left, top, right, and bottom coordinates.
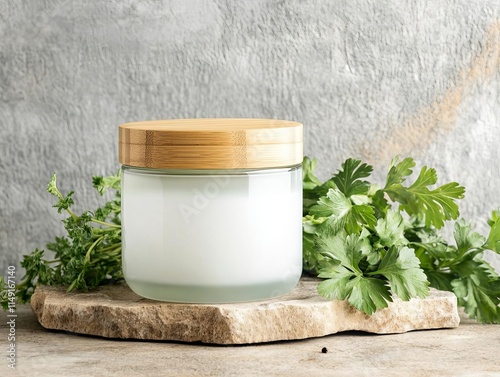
(31, 282, 460, 345)
(217, 293, 460, 343)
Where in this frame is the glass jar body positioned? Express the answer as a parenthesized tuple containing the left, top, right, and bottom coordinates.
(121, 164, 302, 303)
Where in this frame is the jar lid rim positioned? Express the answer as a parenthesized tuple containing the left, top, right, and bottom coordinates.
(118, 118, 303, 169)
(119, 118, 302, 131)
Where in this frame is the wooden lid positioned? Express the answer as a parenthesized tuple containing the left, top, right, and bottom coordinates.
(119, 118, 303, 169)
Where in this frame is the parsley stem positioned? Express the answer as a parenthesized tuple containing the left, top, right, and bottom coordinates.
(94, 243, 122, 253)
(43, 259, 60, 264)
(84, 236, 104, 264)
(65, 207, 78, 219)
(91, 218, 121, 228)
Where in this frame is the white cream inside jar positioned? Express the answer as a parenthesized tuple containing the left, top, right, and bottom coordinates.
(119, 118, 303, 303)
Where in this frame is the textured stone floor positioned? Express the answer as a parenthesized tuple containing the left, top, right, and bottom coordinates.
(2, 304, 499, 376)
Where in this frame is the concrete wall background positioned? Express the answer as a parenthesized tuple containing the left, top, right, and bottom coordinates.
(1, 0, 499, 273)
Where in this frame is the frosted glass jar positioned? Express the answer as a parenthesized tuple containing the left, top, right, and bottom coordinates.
(119, 119, 303, 303)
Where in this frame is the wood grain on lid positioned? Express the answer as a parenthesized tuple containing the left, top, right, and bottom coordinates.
(119, 119, 303, 169)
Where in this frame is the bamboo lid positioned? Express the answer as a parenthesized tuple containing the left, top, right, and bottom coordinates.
(118, 118, 303, 169)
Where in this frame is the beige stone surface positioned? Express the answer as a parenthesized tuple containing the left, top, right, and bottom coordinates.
(30, 277, 459, 345)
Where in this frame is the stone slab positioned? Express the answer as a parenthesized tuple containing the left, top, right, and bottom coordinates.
(30, 277, 460, 344)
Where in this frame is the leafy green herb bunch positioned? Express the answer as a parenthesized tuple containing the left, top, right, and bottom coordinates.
(0, 172, 122, 309)
(303, 156, 500, 323)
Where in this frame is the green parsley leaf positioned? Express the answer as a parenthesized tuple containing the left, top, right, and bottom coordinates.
(384, 159, 465, 228)
(346, 205, 377, 235)
(371, 246, 429, 300)
(423, 270, 455, 291)
(485, 214, 500, 253)
(310, 189, 350, 219)
(451, 259, 500, 323)
(347, 276, 392, 315)
(311, 189, 376, 234)
(374, 209, 407, 248)
(302, 157, 337, 215)
(302, 157, 323, 190)
(332, 158, 373, 197)
(317, 264, 353, 300)
(317, 232, 393, 315)
(317, 231, 364, 274)
(303, 230, 322, 274)
(385, 156, 415, 188)
(409, 218, 500, 323)
(487, 209, 500, 227)
(454, 219, 485, 256)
